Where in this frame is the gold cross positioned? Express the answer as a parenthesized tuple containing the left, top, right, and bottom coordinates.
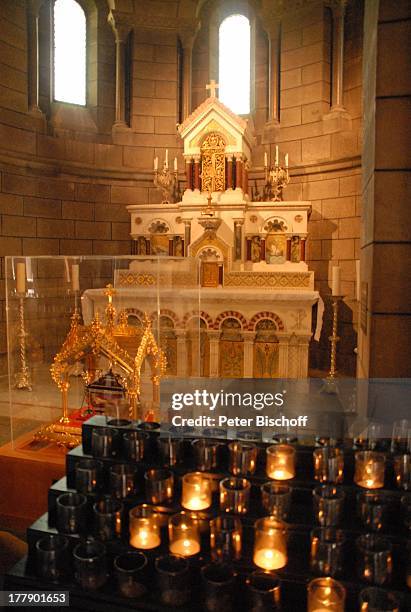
(104, 283, 116, 305)
(206, 80, 219, 98)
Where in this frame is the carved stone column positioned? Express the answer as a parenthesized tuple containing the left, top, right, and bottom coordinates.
(329, 0, 347, 112)
(208, 331, 220, 378)
(265, 20, 281, 127)
(226, 154, 234, 190)
(108, 11, 132, 128)
(193, 155, 201, 191)
(242, 161, 249, 197)
(300, 236, 307, 262)
(27, 0, 44, 116)
(243, 332, 256, 378)
(176, 331, 187, 377)
(233, 219, 244, 263)
(286, 237, 292, 261)
(179, 27, 199, 120)
(185, 157, 193, 190)
(235, 154, 243, 190)
(183, 219, 192, 256)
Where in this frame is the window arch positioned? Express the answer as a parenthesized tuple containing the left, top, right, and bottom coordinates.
(53, 0, 87, 105)
(218, 14, 251, 115)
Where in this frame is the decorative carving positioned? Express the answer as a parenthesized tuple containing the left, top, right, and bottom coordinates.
(148, 220, 169, 234)
(201, 132, 226, 193)
(224, 272, 311, 288)
(294, 214, 303, 223)
(134, 217, 142, 225)
(264, 219, 287, 232)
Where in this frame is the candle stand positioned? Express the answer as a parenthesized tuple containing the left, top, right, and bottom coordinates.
(14, 292, 32, 390)
(4, 415, 411, 611)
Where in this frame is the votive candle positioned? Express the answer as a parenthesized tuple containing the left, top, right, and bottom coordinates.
(129, 504, 161, 550)
(354, 451, 385, 489)
(182, 472, 212, 511)
(307, 577, 345, 612)
(169, 512, 200, 557)
(253, 517, 287, 571)
(266, 444, 296, 480)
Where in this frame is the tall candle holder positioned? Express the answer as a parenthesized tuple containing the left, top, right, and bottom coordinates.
(14, 290, 32, 390)
(153, 152, 178, 204)
(263, 161, 290, 202)
(322, 294, 344, 395)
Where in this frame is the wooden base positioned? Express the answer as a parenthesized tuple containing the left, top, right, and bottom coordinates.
(0, 429, 66, 532)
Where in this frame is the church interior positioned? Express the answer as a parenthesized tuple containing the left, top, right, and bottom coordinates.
(0, 0, 410, 610)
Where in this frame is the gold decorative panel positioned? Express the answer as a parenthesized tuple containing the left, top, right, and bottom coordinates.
(201, 132, 226, 193)
(224, 272, 311, 288)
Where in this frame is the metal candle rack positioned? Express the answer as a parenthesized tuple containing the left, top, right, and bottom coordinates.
(5, 415, 411, 612)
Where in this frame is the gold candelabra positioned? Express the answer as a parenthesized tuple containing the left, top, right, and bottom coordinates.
(154, 160, 178, 204)
(322, 295, 343, 394)
(14, 293, 32, 390)
(264, 163, 290, 202)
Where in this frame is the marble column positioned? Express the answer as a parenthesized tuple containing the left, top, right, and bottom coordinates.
(179, 30, 196, 120)
(226, 154, 234, 190)
(233, 220, 244, 262)
(27, 0, 44, 116)
(176, 331, 187, 376)
(235, 154, 243, 190)
(193, 155, 201, 191)
(265, 20, 281, 126)
(242, 162, 249, 197)
(183, 220, 192, 256)
(286, 237, 292, 261)
(300, 237, 306, 262)
(208, 331, 220, 378)
(185, 157, 193, 190)
(243, 332, 256, 377)
(329, 0, 347, 112)
(108, 11, 132, 128)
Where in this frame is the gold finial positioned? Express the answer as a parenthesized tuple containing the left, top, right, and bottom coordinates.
(104, 283, 116, 305)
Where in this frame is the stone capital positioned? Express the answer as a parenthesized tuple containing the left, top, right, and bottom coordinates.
(108, 10, 133, 42)
(27, 0, 45, 18)
(178, 21, 201, 50)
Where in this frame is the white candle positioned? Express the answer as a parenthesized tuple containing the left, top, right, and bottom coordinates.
(165, 149, 168, 168)
(275, 145, 279, 166)
(169, 538, 200, 556)
(16, 262, 26, 294)
(269, 468, 294, 480)
(331, 266, 341, 296)
(264, 152, 268, 168)
(71, 264, 80, 292)
(356, 260, 360, 301)
(154, 156, 158, 171)
(285, 153, 289, 168)
(253, 548, 286, 570)
(174, 157, 177, 172)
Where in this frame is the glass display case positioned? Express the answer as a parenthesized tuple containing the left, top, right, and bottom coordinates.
(4, 256, 201, 449)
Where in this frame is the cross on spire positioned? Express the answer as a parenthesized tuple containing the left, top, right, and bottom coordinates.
(206, 80, 219, 98)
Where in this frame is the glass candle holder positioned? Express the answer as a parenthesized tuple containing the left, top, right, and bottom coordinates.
(144, 468, 174, 504)
(391, 418, 410, 454)
(192, 438, 220, 471)
(201, 563, 236, 612)
(356, 534, 393, 585)
(394, 453, 411, 490)
(220, 477, 251, 515)
(122, 430, 148, 462)
(93, 497, 123, 541)
(313, 485, 345, 527)
(266, 444, 296, 480)
(109, 463, 136, 499)
(307, 577, 345, 612)
(35, 534, 70, 582)
(310, 527, 345, 577)
(358, 587, 400, 611)
(313, 448, 344, 484)
(91, 426, 119, 458)
(354, 451, 386, 489)
(357, 491, 389, 532)
(168, 512, 201, 557)
(73, 540, 107, 590)
(158, 436, 184, 466)
(155, 554, 190, 607)
(246, 571, 281, 611)
(129, 504, 161, 550)
(210, 515, 242, 562)
(182, 472, 212, 511)
(107, 418, 132, 427)
(75, 459, 103, 495)
(253, 517, 287, 571)
(114, 551, 148, 599)
(261, 482, 292, 520)
(56, 492, 87, 534)
(229, 441, 257, 477)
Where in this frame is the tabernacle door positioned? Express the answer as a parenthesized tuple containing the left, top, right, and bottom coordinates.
(201, 262, 219, 287)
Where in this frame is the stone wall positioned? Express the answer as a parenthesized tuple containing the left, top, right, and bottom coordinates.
(0, 0, 365, 376)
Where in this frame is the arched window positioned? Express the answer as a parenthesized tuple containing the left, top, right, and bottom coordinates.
(219, 14, 250, 115)
(53, 0, 86, 105)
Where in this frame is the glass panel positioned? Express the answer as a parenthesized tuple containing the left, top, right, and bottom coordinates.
(54, 0, 86, 105)
(219, 14, 251, 114)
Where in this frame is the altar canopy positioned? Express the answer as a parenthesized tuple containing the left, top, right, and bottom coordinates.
(123, 86, 320, 379)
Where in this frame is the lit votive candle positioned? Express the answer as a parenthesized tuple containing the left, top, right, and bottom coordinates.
(169, 512, 201, 557)
(307, 577, 345, 612)
(253, 517, 287, 571)
(354, 451, 385, 489)
(182, 472, 212, 511)
(266, 444, 296, 480)
(129, 504, 161, 550)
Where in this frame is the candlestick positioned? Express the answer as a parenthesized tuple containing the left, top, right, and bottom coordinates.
(154, 156, 158, 171)
(266, 444, 296, 480)
(264, 151, 268, 168)
(253, 517, 287, 571)
(275, 145, 279, 167)
(14, 270, 32, 390)
(307, 577, 345, 612)
(285, 153, 289, 168)
(181, 472, 211, 511)
(71, 264, 80, 292)
(331, 266, 341, 296)
(168, 512, 200, 557)
(165, 149, 168, 168)
(326, 294, 344, 383)
(129, 505, 161, 550)
(16, 261, 26, 294)
(174, 157, 177, 172)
